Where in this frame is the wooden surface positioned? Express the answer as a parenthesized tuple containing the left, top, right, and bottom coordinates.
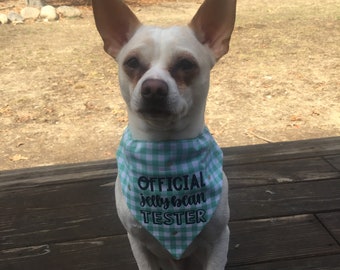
(1, 137, 340, 269)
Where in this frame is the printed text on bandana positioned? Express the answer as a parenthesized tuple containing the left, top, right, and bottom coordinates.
(137, 171, 207, 226)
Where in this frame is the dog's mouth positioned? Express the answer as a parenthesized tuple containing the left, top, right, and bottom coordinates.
(134, 97, 189, 124)
(137, 107, 173, 119)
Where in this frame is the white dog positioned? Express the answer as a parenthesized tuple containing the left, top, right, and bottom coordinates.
(93, 0, 236, 269)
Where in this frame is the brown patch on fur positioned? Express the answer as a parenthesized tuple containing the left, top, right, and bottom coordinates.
(170, 54, 199, 90)
(123, 53, 149, 88)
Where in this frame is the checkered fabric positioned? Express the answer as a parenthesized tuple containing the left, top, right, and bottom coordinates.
(116, 126, 223, 259)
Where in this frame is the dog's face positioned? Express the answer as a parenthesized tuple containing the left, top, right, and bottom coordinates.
(93, 0, 236, 139)
(117, 26, 214, 129)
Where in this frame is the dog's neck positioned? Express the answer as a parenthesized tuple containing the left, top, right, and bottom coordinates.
(127, 108, 206, 141)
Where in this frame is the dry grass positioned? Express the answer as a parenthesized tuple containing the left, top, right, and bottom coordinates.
(0, 0, 339, 170)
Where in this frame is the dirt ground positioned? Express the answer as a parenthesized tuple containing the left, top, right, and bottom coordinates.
(0, 0, 339, 170)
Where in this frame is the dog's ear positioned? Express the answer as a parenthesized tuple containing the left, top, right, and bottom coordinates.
(92, 0, 141, 58)
(189, 0, 236, 60)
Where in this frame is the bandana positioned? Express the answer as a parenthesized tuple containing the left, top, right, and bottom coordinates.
(116, 127, 223, 259)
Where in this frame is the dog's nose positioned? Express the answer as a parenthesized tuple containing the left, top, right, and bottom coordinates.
(141, 79, 168, 100)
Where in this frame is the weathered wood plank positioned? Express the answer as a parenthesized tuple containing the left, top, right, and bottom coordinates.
(317, 212, 340, 243)
(325, 155, 340, 171)
(0, 235, 137, 270)
(0, 137, 339, 269)
(228, 254, 340, 270)
(227, 214, 340, 267)
(0, 177, 114, 215)
(0, 159, 116, 181)
(223, 137, 340, 165)
(0, 178, 123, 250)
(0, 203, 125, 250)
(230, 179, 340, 221)
(227, 157, 340, 189)
(1, 137, 339, 189)
(6, 156, 338, 215)
(0, 165, 117, 191)
(2, 214, 339, 270)
(1, 177, 339, 250)
(4, 157, 337, 215)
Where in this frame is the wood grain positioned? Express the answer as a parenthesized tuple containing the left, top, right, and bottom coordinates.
(1, 137, 340, 269)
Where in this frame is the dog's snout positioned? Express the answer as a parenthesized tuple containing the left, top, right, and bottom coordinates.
(141, 79, 168, 100)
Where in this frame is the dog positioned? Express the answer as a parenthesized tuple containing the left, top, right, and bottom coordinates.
(92, 0, 236, 269)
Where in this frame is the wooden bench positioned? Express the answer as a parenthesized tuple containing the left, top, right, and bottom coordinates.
(1, 137, 340, 269)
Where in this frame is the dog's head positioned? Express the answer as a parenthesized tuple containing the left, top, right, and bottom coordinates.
(93, 0, 236, 140)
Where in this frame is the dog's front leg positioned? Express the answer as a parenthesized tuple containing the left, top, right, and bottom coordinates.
(205, 226, 230, 270)
(198, 175, 230, 270)
(127, 233, 161, 270)
(115, 178, 161, 270)
(129, 234, 185, 270)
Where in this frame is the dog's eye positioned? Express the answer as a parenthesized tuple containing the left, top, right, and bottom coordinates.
(170, 57, 199, 87)
(124, 57, 140, 69)
(123, 56, 148, 83)
(175, 58, 197, 71)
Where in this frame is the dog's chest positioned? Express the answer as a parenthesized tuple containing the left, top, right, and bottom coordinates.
(116, 127, 224, 259)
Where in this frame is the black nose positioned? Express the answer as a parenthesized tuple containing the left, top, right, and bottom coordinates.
(141, 79, 169, 100)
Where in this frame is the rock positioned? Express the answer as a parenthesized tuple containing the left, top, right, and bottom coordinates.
(25, 0, 45, 8)
(0, 13, 8, 24)
(7, 12, 24, 24)
(21, 7, 40, 21)
(40, 5, 58, 21)
(56, 6, 82, 18)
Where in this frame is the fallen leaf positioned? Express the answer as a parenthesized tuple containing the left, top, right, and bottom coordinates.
(290, 115, 302, 121)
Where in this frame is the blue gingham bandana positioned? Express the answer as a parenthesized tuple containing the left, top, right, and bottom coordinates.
(116, 127, 223, 259)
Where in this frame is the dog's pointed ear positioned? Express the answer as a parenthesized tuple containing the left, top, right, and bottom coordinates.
(189, 0, 236, 60)
(92, 0, 141, 58)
